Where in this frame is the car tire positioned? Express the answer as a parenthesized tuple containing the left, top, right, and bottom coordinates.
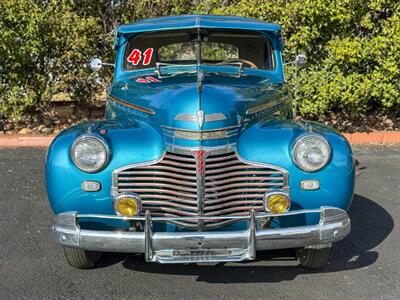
(295, 243, 332, 269)
(62, 246, 103, 269)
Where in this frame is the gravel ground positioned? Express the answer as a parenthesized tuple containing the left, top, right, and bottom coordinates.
(0, 145, 399, 299)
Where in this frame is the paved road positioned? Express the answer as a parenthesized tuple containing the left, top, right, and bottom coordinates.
(0, 145, 399, 299)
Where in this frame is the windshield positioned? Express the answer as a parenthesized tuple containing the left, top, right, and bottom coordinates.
(123, 29, 275, 71)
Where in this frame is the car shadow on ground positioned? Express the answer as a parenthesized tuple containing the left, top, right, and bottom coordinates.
(98, 194, 393, 283)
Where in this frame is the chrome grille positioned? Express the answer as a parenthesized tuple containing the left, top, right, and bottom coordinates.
(114, 151, 287, 229)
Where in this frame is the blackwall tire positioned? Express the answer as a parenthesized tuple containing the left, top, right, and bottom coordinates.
(62, 246, 103, 269)
(296, 243, 332, 269)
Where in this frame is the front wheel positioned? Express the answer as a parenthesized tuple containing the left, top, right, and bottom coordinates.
(295, 243, 332, 269)
(62, 247, 103, 269)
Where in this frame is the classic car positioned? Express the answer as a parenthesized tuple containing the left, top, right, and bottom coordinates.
(46, 15, 354, 269)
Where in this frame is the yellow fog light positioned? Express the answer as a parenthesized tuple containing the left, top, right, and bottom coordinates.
(114, 194, 141, 217)
(264, 191, 290, 214)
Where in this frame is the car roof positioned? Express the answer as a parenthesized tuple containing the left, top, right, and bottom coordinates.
(117, 14, 281, 35)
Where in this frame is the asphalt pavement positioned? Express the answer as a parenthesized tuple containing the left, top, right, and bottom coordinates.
(0, 145, 399, 299)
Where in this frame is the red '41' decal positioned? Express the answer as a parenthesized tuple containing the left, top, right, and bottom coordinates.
(127, 48, 153, 65)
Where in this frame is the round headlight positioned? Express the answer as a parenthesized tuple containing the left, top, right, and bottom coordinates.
(71, 135, 109, 173)
(292, 134, 331, 172)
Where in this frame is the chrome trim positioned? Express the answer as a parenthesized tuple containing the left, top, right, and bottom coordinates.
(296, 120, 314, 132)
(165, 143, 237, 156)
(138, 196, 197, 205)
(123, 189, 197, 199)
(138, 165, 196, 174)
(162, 125, 239, 132)
(119, 183, 197, 193)
(119, 178, 197, 188)
(111, 151, 166, 196)
(174, 112, 228, 123)
(57, 208, 324, 221)
(301, 179, 320, 190)
(162, 125, 239, 141)
(174, 129, 230, 140)
(112, 149, 289, 229)
(81, 181, 101, 192)
(235, 151, 289, 188)
(205, 176, 284, 185)
(291, 133, 332, 172)
(144, 210, 153, 261)
(205, 113, 228, 122)
(70, 134, 110, 174)
(118, 171, 194, 180)
(206, 170, 282, 180)
(108, 95, 155, 115)
(248, 210, 256, 260)
(246, 96, 290, 115)
(52, 207, 351, 264)
(174, 113, 196, 122)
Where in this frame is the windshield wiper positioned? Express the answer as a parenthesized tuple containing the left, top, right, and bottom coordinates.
(155, 62, 196, 78)
(154, 61, 247, 78)
(202, 62, 244, 77)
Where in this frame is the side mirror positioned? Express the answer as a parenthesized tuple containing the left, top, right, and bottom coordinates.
(90, 58, 103, 72)
(295, 54, 307, 68)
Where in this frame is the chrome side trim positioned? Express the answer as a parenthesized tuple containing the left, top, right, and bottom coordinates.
(52, 207, 351, 264)
(246, 96, 290, 115)
(108, 95, 155, 115)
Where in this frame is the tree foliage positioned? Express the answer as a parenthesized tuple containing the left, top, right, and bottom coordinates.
(0, 0, 399, 120)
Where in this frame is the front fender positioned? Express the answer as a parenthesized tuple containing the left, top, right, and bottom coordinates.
(237, 119, 355, 225)
(45, 120, 164, 216)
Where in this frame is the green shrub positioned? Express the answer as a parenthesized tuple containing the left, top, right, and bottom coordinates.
(194, 0, 400, 119)
(0, 0, 101, 120)
(1, 0, 399, 121)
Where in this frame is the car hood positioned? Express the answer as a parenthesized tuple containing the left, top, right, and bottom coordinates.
(108, 71, 289, 147)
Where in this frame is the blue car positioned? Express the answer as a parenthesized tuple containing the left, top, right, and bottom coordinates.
(46, 15, 354, 269)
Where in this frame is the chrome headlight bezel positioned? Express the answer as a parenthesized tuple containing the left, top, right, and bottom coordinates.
(292, 133, 331, 172)
(70, 135, 110, 173)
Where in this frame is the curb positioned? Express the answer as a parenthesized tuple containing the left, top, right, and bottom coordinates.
(342, 131, 400, 144)
(0, 131, 399, 147)
(0, 136, 54, 148)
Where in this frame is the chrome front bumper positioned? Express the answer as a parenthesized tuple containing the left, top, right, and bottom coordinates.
(52, 207, 350, 264)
